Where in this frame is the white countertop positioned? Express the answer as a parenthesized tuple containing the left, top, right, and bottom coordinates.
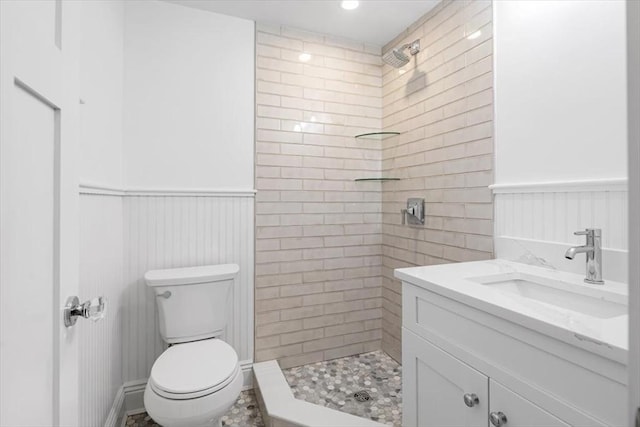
(395, 259, 628, 363)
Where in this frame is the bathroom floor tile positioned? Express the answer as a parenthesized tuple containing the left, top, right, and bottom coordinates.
(282, 350, 402, 426)
(125, 389, 264, 427)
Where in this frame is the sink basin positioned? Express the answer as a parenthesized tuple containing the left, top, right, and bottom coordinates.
(395, 259, 629, 357)
(468, 272, 627, 319)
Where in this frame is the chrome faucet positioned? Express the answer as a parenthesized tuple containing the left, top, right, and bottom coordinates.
(565, 228, 604, 284)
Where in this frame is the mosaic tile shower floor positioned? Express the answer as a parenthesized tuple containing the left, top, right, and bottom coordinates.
(126, 350, 401, 427)
(125, 389, 264, 427)
(283, 350, 402, 426)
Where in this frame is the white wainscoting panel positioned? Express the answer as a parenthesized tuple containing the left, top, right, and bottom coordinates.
(78, 194, 124, 427)
(122, 195, 254, 382)
(494, 180, 628, 282)
(495, 186, 628, 250)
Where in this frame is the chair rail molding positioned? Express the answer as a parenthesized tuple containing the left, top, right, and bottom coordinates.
(489, 178, 628, 194)
(79, 182, 257, 197)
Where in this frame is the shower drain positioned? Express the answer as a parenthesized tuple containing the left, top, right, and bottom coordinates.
(353, 390, 371, 402)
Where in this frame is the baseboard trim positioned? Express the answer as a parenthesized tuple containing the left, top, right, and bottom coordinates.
(104, 380, 146, 427)
(105, 362, 254, 426)
(104, 386, 125, 427)
(241, 360, 254, 390)
(122, 380, 147, 417)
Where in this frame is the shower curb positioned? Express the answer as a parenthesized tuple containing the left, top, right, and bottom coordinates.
(253, 360, 386, 427)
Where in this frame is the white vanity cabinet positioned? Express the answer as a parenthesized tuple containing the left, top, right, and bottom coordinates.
(403, 331, 488, 426)
(489, 381, 570, 427)
(404, 330, 572, 427)
(398, 265, 628, 427)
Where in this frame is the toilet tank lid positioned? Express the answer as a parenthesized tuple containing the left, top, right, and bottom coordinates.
(144, 264, 239, 287)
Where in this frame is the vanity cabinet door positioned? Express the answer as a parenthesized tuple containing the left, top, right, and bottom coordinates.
(403, 328, 489, 427)
(489, 380, 571, 427)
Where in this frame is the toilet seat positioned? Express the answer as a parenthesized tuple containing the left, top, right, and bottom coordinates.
(149, 339, 239, 400)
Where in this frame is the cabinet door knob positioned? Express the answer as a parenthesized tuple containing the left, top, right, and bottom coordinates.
(463, 393, 479, 407)
(490, 411, 508, 426)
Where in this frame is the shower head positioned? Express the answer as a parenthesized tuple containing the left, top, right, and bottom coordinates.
(382, 39, 421, 68)
(383, 48, 410, 68)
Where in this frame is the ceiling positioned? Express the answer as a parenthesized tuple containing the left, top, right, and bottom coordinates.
(164, 1, 440, 47)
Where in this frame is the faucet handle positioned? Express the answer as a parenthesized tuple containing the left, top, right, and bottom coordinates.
(574, 228, 601, 237)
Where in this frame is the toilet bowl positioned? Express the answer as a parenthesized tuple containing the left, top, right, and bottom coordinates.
(142, 264, 242, 427)
(144, 339, 243, 427)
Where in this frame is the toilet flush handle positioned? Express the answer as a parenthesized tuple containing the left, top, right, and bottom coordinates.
(156, 291, 171, 299)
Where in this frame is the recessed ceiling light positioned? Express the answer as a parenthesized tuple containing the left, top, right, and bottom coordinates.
(467, 30, 482, 40)
(299, 52, 312, 62)
(341, 1, 359, 10)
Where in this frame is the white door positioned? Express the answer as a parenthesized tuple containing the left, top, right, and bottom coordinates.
(627, 2, 640, 426)
(0, 1, 79, 426)
(403, 328, 488, 427)
(489, 381, 570, 427)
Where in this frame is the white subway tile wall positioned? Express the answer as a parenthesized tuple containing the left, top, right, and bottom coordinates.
(255, 0, 494, 367)
(255, 23, 385, 368)
(380, 0, 494, 361)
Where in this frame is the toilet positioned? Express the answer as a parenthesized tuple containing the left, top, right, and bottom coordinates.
(143, 264, 243, 427)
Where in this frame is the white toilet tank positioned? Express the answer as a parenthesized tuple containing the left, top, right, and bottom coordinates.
(144, 264, 239, 344)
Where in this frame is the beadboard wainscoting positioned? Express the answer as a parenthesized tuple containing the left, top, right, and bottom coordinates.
(78, 185, 255, 425)
(122, 193, 255, 383)
(493, 179, 628, 282)
(79, 194, 125, 427)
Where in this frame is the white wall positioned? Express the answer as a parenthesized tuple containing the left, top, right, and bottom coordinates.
(626, 1, 640, 421)
(118, 0, 256, 396)
(123, 0, 255, 190)
(79, 0, 124, 187)
(77, 2, 125, 426)
(493, 1, 629, 281)
(49, 0, 254, 423)
(494, 0, 627, 185)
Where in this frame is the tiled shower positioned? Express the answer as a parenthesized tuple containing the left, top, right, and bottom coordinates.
(254, 0, 494, 367)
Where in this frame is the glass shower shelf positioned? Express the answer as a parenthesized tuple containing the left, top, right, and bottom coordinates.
(354, 177, 401, 182)
(354, 131, 401, 140)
